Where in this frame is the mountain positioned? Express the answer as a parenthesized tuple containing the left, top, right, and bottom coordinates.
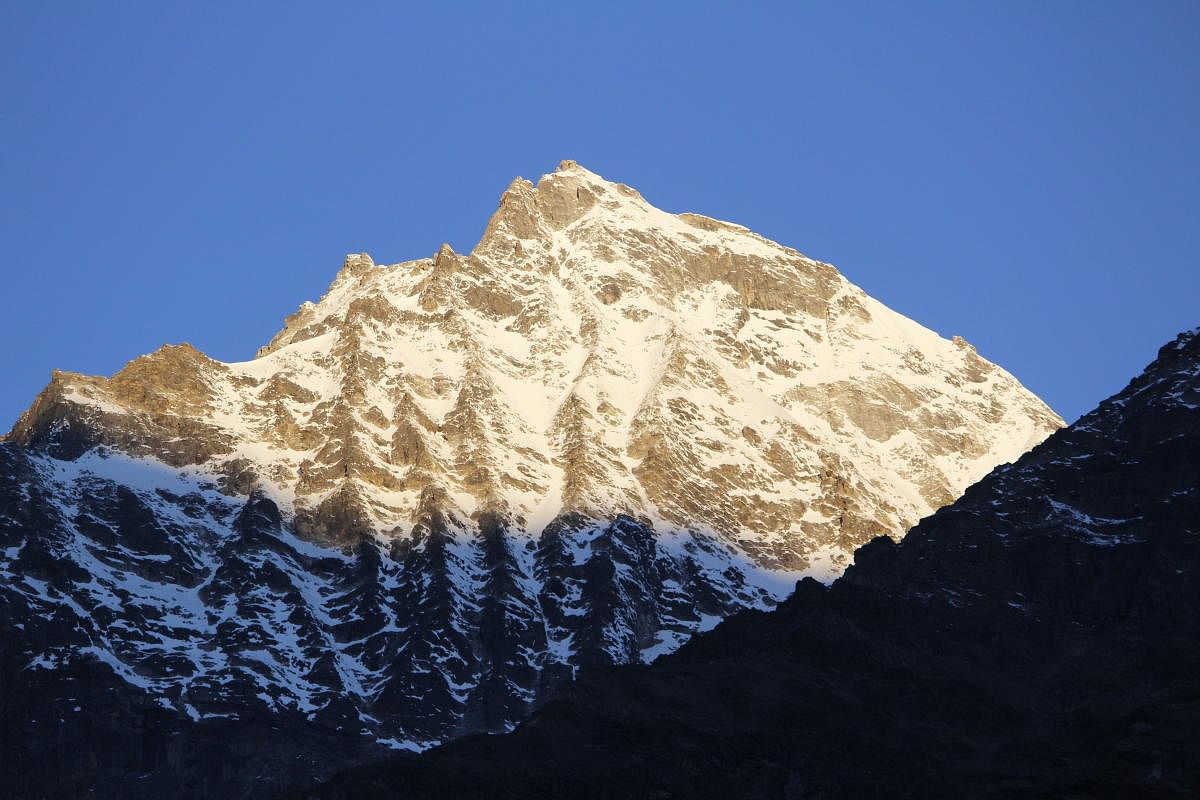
(0, 161, 1059, 798)
(302, 326, 1200, 799)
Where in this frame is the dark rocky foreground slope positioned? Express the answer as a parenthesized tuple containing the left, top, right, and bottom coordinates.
(298, 329, 1200, 799)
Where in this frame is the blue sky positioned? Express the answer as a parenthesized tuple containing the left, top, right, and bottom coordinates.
(2, 2, 1197, 426)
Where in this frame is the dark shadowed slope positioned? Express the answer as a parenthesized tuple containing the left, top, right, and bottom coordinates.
(298, 327, 1200, 800)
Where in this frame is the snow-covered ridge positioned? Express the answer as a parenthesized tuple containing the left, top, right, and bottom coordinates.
(11, 159, 1061, 571)
(2, 160, 1063, 745)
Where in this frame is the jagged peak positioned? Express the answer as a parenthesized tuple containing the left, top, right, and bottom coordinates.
(329, 252, 377, 289)
(128, 341, 210, 364)
(433, 242, 457, 266)
(340, 252, 375, 274)
(1085, 324, 1200, 421)
(537, 159, 643, 201)
(474, 161, 653, 254)
(1162, 325, 1200, 355)
(545, 158, 606, 184)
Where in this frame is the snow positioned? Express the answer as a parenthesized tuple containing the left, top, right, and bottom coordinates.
(1046, 498, 1142, 546)
(376, 737, 429, 752)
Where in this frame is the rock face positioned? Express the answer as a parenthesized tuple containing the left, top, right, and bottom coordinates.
(300, 327, 1200, 799)
(0, 161, 1060, 798)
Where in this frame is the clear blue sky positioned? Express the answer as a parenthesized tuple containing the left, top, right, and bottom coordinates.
(2, 2, 1197, 426)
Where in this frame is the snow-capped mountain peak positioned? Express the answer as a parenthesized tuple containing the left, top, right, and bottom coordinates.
(2, 161, 1061, 754)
